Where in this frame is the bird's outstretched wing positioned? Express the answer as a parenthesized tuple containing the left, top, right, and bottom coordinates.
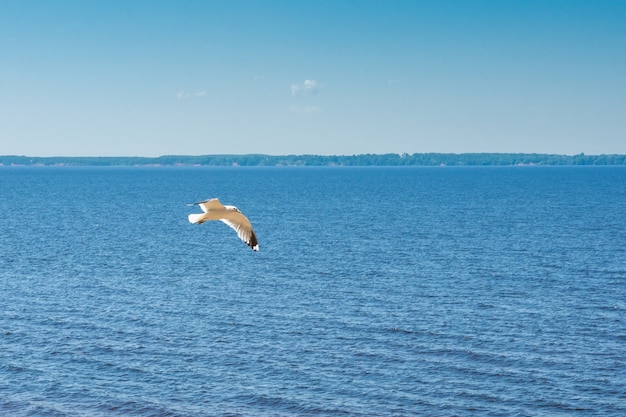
(220, 211, 259, 251)
(190, 198, 225, 213)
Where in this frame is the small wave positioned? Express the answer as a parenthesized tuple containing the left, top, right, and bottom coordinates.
(390, 327, 417, 335)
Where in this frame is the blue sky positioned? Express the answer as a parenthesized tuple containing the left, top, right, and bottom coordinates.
(1, 0, 625, 156)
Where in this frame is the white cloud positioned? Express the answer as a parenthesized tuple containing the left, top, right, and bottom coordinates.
(290, 79, 319, 96)
(177, 90, 206, 99)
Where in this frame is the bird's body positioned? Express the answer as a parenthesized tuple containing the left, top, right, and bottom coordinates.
(188, 198, 259, 251)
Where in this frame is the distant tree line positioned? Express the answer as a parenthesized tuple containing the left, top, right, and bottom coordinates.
(1, 153, 626, 167)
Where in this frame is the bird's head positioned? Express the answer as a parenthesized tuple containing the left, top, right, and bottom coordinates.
(225, 205, 241, 213)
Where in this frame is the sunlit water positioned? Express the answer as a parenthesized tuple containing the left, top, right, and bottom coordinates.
(1, 166, 625, 416)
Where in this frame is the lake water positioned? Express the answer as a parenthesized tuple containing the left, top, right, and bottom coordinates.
(1, 166, 625, 416)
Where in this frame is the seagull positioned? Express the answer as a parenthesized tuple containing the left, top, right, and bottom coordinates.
(187, 198, 259, 251)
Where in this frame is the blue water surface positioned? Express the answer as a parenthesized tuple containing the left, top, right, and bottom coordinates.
(1, 166, 625, 416)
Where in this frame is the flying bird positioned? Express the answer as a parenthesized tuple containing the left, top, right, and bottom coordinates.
(187, 198, 259, 251)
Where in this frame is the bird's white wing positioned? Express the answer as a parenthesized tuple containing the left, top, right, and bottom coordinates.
(195, 198, 224, 213)
(187, 198, 223, 223)
(187, 198, 225, 213)
(220, 211, 259, 251)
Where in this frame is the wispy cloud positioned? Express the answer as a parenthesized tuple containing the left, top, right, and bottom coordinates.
(177, 90, 206, 99)
(290, 79, 319, 96)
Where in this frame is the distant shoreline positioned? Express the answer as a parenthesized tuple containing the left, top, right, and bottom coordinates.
(1, 153, 625, 167)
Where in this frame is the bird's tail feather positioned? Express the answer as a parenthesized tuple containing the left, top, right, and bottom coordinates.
(188, 213, 205, 224)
